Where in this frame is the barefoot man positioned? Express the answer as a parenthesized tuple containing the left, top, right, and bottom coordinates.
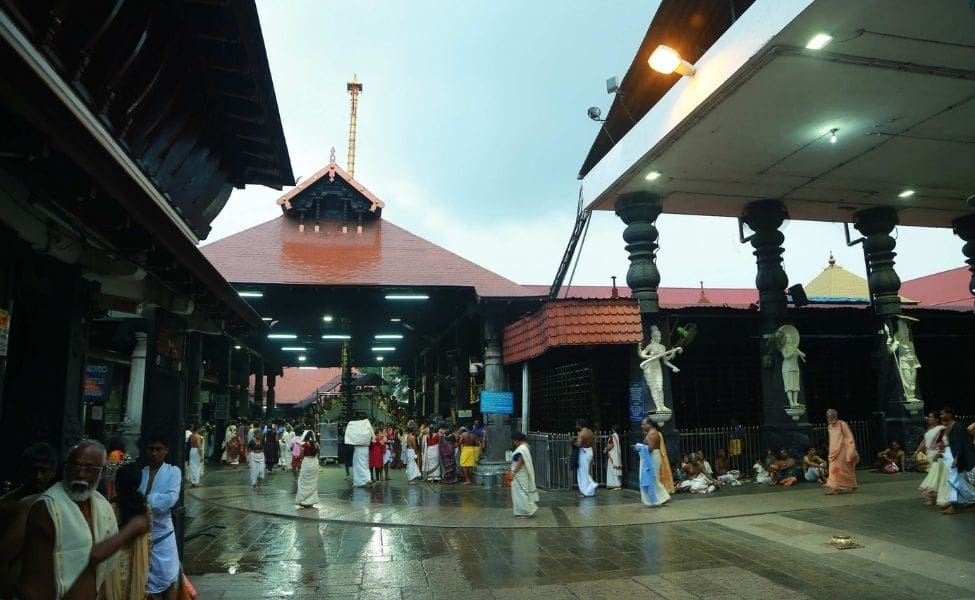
(574, 420, 598, 497)
(459, 427, 480, 485)
(824, 409, 859, 495)
(405, 425, 422, 484)
(633, 417, 671, 507)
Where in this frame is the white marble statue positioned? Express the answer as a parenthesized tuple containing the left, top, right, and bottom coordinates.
(638, 325, 682, 414)
(776, 325, 805, 408)
(886, 316, 920, 402)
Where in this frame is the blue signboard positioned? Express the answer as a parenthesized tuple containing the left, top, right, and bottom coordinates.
(480, 390, 514, 414)
(84, 361, 114, 404)
(629, 381, 644, 422)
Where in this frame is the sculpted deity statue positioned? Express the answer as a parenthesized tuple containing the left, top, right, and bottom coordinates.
(638, 325, 682, 414)
(775, 325, 806, 408)
(886, 316, 920, 402)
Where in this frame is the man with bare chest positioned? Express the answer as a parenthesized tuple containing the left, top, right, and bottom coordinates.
(459, 428, 481, 485)
(19, 440, 148, 599)
(405, 426, 422, 484)
(575, 420, 598, 497)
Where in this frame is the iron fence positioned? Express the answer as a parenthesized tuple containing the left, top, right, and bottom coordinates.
(529, 417, 894, 490)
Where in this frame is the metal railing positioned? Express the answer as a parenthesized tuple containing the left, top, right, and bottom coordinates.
(528, 431, 625, 491)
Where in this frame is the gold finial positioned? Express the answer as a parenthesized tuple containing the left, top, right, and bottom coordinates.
(327, 147, 337, 183)
(828, 252, 836, 267)
(346, 75, 364, 178)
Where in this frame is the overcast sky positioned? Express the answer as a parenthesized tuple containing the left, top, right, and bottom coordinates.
(204, 1, 962, 289)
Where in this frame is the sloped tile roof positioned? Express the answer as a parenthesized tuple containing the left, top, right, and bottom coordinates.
(900, 266, 973, 310)
(249, 367, 347, 406)
(526, 285, 758, 308)
(503, 299, 643, 365)
(201, 216, 535, 298)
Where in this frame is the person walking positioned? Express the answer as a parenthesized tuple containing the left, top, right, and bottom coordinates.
(264, 426, 280, 474)
(510, 432, 539, 519)
(633, 417, 671, 507)
(295, 431, 320, 508)
(574, 420, 598, 498)
(188, 425, 204, 488)
(248, 431, 266, 489)
(369, 428, 386, 482)
(345, 413, 375, 488)
(605, 424, 623, 490)
(824, 409, 859, 495)
(405, 425, 422, 484)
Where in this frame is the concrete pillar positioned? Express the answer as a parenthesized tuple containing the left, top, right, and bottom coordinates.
(253, 358, 264, 416)
(741, 200, 811, 459)
(853, 206, 923, 448)
(481, 315, 509, 464)
(122, 331, 148, 458)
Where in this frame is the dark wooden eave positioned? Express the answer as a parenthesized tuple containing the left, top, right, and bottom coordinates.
(578, 0, 755, 179)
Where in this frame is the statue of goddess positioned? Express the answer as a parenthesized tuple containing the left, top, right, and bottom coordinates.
(886, 316, 920, 402)
(776, 325, 806, 408)
(638, 325, 682, 413)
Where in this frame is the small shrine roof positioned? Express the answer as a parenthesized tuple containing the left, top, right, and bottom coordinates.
(805, 255, 915, 304)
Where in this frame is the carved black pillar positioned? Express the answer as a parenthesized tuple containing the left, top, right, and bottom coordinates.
(253, 358, 264, 416)
(742, 200, 810, 459)
(616, 192, 679, 481)
(952, 213, 975, 299)
(185, 333, 203, 427)
(266, 373, 276, 420)
(853, 206, 921, 449)
(341, 339, 354, 420)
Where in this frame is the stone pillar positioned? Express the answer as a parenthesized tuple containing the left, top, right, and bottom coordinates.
(952, 214, 975, 298)
(341, 339, 354, 420)
(122, 331, 148, 458)
(266, 373, 276, 420)
(253, 358, 264, 416)
(741, 200, 811, 458)
(185, 333, 203, 427)
(481, 315, 508, 463)
(521, 361, 530, 434)
(853, 206, 922, 448)
(211, 337, 231, 463)
(616, 192, 678, 464)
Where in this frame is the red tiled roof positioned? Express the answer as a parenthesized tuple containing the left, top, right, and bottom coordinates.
(202, 216, 535, 298)
(249, 367, 347, 406)
(526, 285, 758, 308)
(900, 267, 973, 310)
(502, 299, 643, 365)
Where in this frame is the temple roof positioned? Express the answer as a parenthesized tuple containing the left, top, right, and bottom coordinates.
(804, 255, 914, 304)
(249, 367, 348, 407)
(900, 267, 973, 310)
(201, 216, 534, 298)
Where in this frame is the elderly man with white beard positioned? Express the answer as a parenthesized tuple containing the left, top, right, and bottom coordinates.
(19, 440, 149, 599)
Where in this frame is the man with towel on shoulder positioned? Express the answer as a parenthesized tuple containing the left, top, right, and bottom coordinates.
(19, 440, 149, 599)
(345, 412, 375, 487)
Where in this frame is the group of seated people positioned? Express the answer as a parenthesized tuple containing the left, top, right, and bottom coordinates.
(751, 447, 829, 486)
(674, 448, 746, 493)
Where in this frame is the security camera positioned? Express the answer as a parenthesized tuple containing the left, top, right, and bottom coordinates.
(587, 106, 602, 121)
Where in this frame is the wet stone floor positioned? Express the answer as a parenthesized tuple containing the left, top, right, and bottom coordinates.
(182, 465, 975, 599)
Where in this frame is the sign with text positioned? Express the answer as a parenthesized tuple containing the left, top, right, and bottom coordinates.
(83, 361, 114, 404)
(480, 390, 514, 414)
(629, 381, 644, 422)
(457, 409, 473, 418)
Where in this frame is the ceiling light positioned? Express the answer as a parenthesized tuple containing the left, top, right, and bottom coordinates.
(322, 315, 334, 322)
(268, 334, 297, 340)
(321, 334, 351, 340)
(376, 356, 384, 362)
(237, 291, 263, 298)
(371, 346, 395, 352)
(298, 355, 307, 362)
(390, 318, 402, 322)
(261, 317, 273, 321)
(648, 45, 695, 76)
(385, 294, 429, 301)
(805, 33, 833, 50)
(233, 345, 242, 350)
(829, 128, 838, 144)
(298, 366, 317, 370)
(898, 189, 915, 198)
(281, 347, 307, 352)
(645, 171, 661, 181)
(375, 334, 403, 340)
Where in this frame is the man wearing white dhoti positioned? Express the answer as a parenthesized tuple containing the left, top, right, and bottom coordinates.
(405, 426, 422, 484)
(139, 436, 182, 598)
(635, 418, 671, 507)
(345, 413, 374, 487)
(574, 420, 598, 497)
(295, 431, 321, 508)
(188, 425, 203, 487)
(247, 431, 266, 488)
(510, 432, 539, 519)
(19, 440, 148, 599)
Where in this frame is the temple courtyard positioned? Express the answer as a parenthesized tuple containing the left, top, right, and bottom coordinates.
(183, 468, 975, 599)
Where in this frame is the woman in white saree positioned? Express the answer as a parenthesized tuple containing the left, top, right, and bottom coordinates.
(605, 425, 623, 490)
(295, 431, 320, 508)
(510, 432, 539, 519)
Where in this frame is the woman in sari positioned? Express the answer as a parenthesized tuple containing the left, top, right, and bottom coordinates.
(422, 428, 441, 482)
(918, 411, 947, 505)
(510, 432, 539, 519)
(224, 425, 240, 468)
(237, 423, 248, 465)
(220, 425, 233, 463)
(295, 431, 320, 508)
(369, 429, 386, 482)
(105, 463, 150, 600)
(605, 425, 623, 490)
(440, 429, 458, 484)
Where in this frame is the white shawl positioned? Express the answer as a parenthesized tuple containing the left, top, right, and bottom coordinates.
(513, 443, 539, 500)
(38, 482, 119, 598)
(344, 418, 374, 446)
